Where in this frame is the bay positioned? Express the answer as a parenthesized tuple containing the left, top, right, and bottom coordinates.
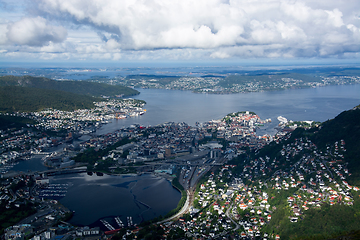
(96, 84, 360, 135)
(47, 173, 181, 228)
(10, 155, 49, 173)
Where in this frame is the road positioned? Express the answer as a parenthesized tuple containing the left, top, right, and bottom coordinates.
(157, 189, 194, 224)
(157, 156, 227, 224)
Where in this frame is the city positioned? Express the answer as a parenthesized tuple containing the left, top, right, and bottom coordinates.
(0, 109, 275, 238)
(2, 103, 359, 239)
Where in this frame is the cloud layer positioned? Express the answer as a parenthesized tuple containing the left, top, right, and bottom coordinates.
(1, 0, 360, 61)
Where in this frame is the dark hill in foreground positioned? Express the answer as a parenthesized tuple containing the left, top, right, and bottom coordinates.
(311, 105, 360, 185)
(226, 104, 360, 240)
(263, 105, 360, 239)
(0, 75, 139, 97)
(263, 104, 360, 185)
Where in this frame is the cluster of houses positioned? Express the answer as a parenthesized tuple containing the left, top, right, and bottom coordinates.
(203, 111, 272, 144)
(0, 127, 35, 165)
(156, 134, 359, 239)
(124, 74, 360, 94)
(159, 167, 278, 239)
(266, 138, 358, 220)
(0, 98, 144, 171)
(0, 175, 33, 208)
(28, 98, 145, 131)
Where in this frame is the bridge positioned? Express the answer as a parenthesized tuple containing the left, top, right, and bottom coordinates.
(144, 161, 223, 167)
(41, 168, 87, 176)
(36, 164, 88, 176)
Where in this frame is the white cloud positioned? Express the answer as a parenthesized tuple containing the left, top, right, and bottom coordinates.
(1, 16, 67, 46)
(1, 0, 360, 61)
(210, 51, 231, 59)
(0, 23, 8, 45)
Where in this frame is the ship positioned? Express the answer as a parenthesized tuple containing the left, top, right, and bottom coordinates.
(115, 115, 127, 119)
(277, 116, 288, 123)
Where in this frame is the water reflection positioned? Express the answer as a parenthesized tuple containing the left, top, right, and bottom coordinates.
(46, 173, 181, 227)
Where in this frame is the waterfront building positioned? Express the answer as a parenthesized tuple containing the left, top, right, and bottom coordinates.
(5, 224, 33, 240)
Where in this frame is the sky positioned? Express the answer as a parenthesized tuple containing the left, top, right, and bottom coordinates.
(0, 0, 360, 66)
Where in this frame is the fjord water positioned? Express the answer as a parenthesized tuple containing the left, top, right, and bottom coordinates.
(97, 84, 360, 135)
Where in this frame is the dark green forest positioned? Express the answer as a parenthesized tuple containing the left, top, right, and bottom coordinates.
(0, 115, 37, 130)
(0, 86, 98, 112)
(0, 75, 139, 97)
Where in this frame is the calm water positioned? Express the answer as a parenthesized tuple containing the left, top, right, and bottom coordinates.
(96, 84, 360, 135)
(48, 173, 181, 228)
(11, 155, 49, 172)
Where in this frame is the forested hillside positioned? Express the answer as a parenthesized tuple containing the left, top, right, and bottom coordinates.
(0, 86, 99, 112)
(0, 115, 37, 130)
(0, 75, 139, 97)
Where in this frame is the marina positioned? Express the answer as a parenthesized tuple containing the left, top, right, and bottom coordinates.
(100, 219, 115, 231)
(38, 184, 69, 198)
(115, 216, 124, 228)
(127, 216, 133, 227)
